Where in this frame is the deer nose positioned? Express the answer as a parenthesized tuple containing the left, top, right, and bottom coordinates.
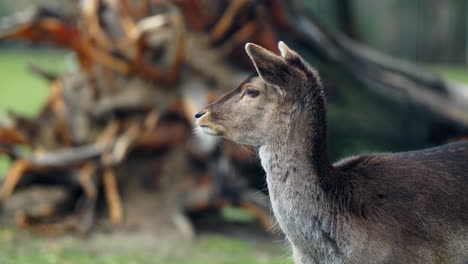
(195, 111, 206, 119)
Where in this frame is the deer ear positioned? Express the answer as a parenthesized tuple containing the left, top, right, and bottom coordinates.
(278, 41, 321, 84)
(278, 41, 298, 59)
(245, 43, 290, 93)
(278, 41, 309, 70)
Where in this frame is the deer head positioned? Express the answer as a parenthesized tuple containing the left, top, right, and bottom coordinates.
(195, 41, 324, 147)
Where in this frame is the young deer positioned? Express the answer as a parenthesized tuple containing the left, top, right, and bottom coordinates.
(195, 42, 468, 264)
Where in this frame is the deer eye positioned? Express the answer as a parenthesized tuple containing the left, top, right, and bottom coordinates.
(245, 88, 260, 98)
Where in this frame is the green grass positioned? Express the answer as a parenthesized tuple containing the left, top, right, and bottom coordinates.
(426, 65, 468, 84)
(0, 156, 9, 176)
(0, 49, 68, 175)
(0, 49, 68, 116)
(0, 228, 291, 264)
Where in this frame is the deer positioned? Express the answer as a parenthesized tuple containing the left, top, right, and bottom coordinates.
(194, 41, 468, 264)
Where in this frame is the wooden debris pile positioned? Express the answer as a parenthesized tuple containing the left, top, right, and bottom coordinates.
(0, 0, 286, 236)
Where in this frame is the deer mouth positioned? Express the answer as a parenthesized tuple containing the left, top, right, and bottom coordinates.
(195, 115, 223, 136)
(199, 125, 221, 136)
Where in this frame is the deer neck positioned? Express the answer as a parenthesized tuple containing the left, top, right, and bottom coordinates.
(259, 91, 332, 186)
(258, 92, 343, 255)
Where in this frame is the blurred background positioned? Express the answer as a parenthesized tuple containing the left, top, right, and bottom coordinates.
(0, 0, 467, 263)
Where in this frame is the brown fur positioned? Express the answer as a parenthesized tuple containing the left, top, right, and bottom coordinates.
(196, 41, 468, 264)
